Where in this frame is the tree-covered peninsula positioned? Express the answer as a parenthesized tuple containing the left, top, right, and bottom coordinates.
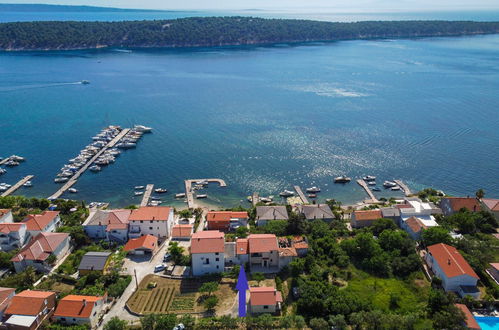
(0, 17, 498, 51)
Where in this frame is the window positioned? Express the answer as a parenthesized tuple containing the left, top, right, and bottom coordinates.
(215, 252, 219, 256)
(216, 265, 219, 269)
(150, 220, 153, 223)
(149, 227, 153, 230)
(140, 220, 143, 223)
(264, 305, 269, 309)
(203, 258, 210, 264)
(215, 258, 219, 262)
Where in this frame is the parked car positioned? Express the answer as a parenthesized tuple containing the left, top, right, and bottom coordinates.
(154, 264, 166, 273)
(173, 324, 185, 330)
(163, 253, 172, 262)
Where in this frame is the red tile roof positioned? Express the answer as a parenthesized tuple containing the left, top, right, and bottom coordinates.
(353, 210, 383, 221)
(236, 238, 248, 255)
(0, 223, 25, 234)
(129, 207, 171, 221)
(206, 211, 248, 222)
(54, 295, 104, 319)
(0, 287, 15, 311)
(124, 235, 158, 252)
(405, 216, 427, 234)
(490, 263, 499, 271)
(0, 209, 11, 218)
(249, 287, 282, 306)
(248, 234, 278, 253)
(191, 231, 225, 254)
(5, 290, 55, 316)
(427, 243, 479, 279)
(172, 225, 193, 238)
(23, 211, 59, 231)
(11, 232, 69, 262)
(482, 198, 499, 211)
(105, 210, 131, 231)
(279, 247, 298, 257)
(455, 304, 480, 330)
(445, 197, 480, 212)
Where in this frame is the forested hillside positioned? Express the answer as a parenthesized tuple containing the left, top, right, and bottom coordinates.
(1, 17, 498, 51)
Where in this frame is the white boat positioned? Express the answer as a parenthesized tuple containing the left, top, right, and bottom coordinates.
(135, 186, 145, 190)
(155, 188, 167, 194)
(279, 190, 294, 197)
(134, 125, 153, 133)
(2, 184, 11, 188)
(54, 177, 69, 183)
(23, 181, 33, 187)
(81, 80, 90, 85)
(196, 194, 208, 199)
(391, 186, 401, 191)
(0, 168, 6, 175)
(5, 160, 19, 167)
(134, 191, 144, 196)
(10, 155, 25, 162)
(372, 187, 381, 192)
(260, 197, 273, 203)
(334, 176, 351, 183)
(0, 186, 7, 192)
(195, 180, 208, 185)
(383, 181, 397, 188)
(306, 186, 321, 193)
(368, 181, 376, 186)
(117, 142, 136, 149)
(90, 165, 101, 172)
(151, 196, 161, 201)
(68, 188, 78, 193)
(175, 193, 186, 198)
(363, 175, 376, 181)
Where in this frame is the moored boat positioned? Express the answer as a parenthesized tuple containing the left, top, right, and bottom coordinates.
(383, 181, 397, 188)
(135, 186, 145, 190)
(68, 188, 78, 193)
(134, 191, 144, 196)
(134, 125, 153, 133)
(90, 165, 101, 172)
(363, 175, 376, 181)
(175, 193, 186, 198)
(23, 181, 33, 187)
(334, 175, 351, 183)
(155, 188, 167, 194)
(196, 194, 208, 199)
(306, 186, 321, 193)
(279, 190, 294, 197)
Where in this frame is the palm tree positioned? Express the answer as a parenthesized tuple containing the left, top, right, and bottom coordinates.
(476, 189, 485, 200)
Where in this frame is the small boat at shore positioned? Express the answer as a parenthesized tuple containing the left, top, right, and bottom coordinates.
(5, 160, 19, 167)
(383, 181, 397, 188)
(135, 186, 145, 190)
(134, 191, 144, 196)
(391, 186, 401, 191)
(175, 193, 186, 198)
(196, 194, 208, 199)
(363, 175, 376, 181)
(90, 165, 101, 172)
(334, 176, 351, 183)
(371, 187, 381, 192)
(306, 186, 321, 193)
(68, 188, 78, 193)
(279, 190, 294, 197)
(308, 194, 317, 198)
(54, 177, 69, 183)
(0, 168, 6, 175)
(368, 181, 376, 186)
(155, 188, 167, 194)
(134, 125, 152, 133)
(23, 181, 33, 187)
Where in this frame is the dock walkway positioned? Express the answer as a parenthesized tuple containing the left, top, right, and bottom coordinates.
(140, 184, 154, 207)
(1, 175, 34, 197)
(356, 179, 380, 204)
(294, 186, 309, 204)
(394, 180, 413, 197)
(252, 192, 259, 207)
(48, 128, 130, 200)
(184, 178, 227, 209)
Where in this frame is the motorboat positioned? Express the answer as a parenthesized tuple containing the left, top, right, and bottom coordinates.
(134, 125, 153, 133)
(10, 155, 25, 162)
(151, 196, 162, 201)
(134, 191, 144, 196)
(23, 181, 33, 187)
(155, 188, 167, 194)
(383, 181, 397, 188)
(308, 194, 317, 198)
(175, 193, 186, 198)
(81, 80, 90, 85)
(0, 168, 6, 175)
(391, 186, 401, 191)
(89, 165, 101, 172)
(334, 176, 351, 183)
(363, 175, 376, 181)
(306, 186, 321, 193)
(54, 177, 69, 183)
(68, 188, 78, 193)
(279, 190, 294, 197)
(196, 194, 208, 199)
(149, 201, 162, 206)
(195, 180, 209, 186)
(372, 187, 381, 191)
(135, 186, 145, 190)
(260, 197, 273, 203)
(116, 142, 136, 149)
(0, 186, 7, 192)
(5, 160, 19, 167)
(368, 181, 376, 186)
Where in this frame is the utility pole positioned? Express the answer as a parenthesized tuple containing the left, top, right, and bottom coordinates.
(134, 269, 138, 287)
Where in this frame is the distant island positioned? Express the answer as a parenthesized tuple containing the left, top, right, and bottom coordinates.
(0, 17, 498, 51)
(0, 3, 166, 12)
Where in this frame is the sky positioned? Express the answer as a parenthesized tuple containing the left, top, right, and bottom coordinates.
(3, 0, 499, 11)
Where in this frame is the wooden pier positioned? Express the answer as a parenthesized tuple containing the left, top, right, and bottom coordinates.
(184, 178, 227, 209)
(48, 128, 130, 200)
(252, 192, 259, 207)
(1, 175, 34, 197)
(294, 186, 309, 204)
(394, 180, 413, 197)
(140, 184, 154, 207)
(356, 179, 380, 204)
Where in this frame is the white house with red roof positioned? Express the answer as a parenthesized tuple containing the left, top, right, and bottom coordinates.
(128, 206, 173, 239)
(247, 234, 280, 272)
(83, 209, 131, 243)
(53, 294, 106, 327)
(206, 211, 248, 231)
(11, 232, 70, 273)
(22, 211, 61, 237)
(425, 243, 480, 298)
(191, 231, 225, 276)
(249, 287, 283, 314)
(0, 209, 13, 224)
(3, 290, 56, 330)
(171, 224, 193, 241)
(123, 234, 158, 255)
(0, 222, 28, 251)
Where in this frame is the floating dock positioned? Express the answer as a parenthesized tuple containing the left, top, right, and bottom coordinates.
(294, 186, 309, 204)
(140, 184, 154, 207)
(356, 179, 380, 204)
(252, 192, 259, 206)
(48, 129, 130, 200)
(394, 180, 413, 197)
(1, 175, 34, 197)
(184, 178, 227, 209)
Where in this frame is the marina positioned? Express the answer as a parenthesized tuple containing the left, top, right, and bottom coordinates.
(184, 178, 227, 209)
(1, 175, 34, 197)
(140, 184, 154, 207)
(294, 185, 310, 204)
(356, 179, 380, 204)
(0, 155, 25, 166)
(394, 180, 413, 197)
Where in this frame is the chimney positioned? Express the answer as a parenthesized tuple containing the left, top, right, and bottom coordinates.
(448, 258, 451, 265)
(83, 299, 87, 306)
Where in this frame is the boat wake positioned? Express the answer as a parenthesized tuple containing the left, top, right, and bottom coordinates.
(0, 81, 84, 92)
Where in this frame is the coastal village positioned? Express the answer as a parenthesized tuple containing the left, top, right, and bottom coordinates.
(0, 176, 497, 329)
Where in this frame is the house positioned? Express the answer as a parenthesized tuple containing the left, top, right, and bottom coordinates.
(397, 197, 441, 229)
(0, 209, 13, 224)
(402, 216, 439, 240)
(249, 287, 282, 314)
(247, 234, 279, 272)
(481, 198, 499, 220)
(77, 252, 112, 275)
(299, 204, 334, 221)
(11, 232, 70, 273)
(278, 247, 298, 268)
(455, 304, 480, 330)
(22, 211, 61, 237)
(128, 207, 173, 239)
(425, 243, 480, 298)
(171, 225, 193, 241)
(191, 231, 225, 276)
(206, 211, 248, 231)
(0, 287, 15, 320)
(440, 197, 480, 216)
(4, 290, 56, 330)
(486, 263, 499, 285)
(255, 206, 289, 227)
(83, 209, 131, 243)
(351, 210, 383, 228)
(0, 223, 28, 251)
(380, 207, 400, 222)
(53, 294, 106, 327)
(291, 237, 309, 257)
(123, 235, 158, 255)
(225, 238, 249, 267)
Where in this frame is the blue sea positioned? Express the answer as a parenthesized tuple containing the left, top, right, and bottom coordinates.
(0, 10, 498, 208)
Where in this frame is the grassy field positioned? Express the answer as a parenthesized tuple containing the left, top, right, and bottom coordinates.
(342, 266, 430, 313)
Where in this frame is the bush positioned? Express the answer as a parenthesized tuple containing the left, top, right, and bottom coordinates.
(309, 317, 329, 330)
(203, 296, 218, 311)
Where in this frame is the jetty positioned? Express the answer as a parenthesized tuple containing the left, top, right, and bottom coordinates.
(140, 184, 154, 207)
(394, 180, 413, 197)
(356, 179, 380, 204)
(1, 175, 34, 197)
(294, 185, 309, 204)
(184, 178, 227, 209)
(252, 192, 259, 206)
(48, 129, 130, 200)
(0, 156, 23, 166)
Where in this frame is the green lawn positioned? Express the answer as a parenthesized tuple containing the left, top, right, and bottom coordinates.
(343, 266, 430, 313)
